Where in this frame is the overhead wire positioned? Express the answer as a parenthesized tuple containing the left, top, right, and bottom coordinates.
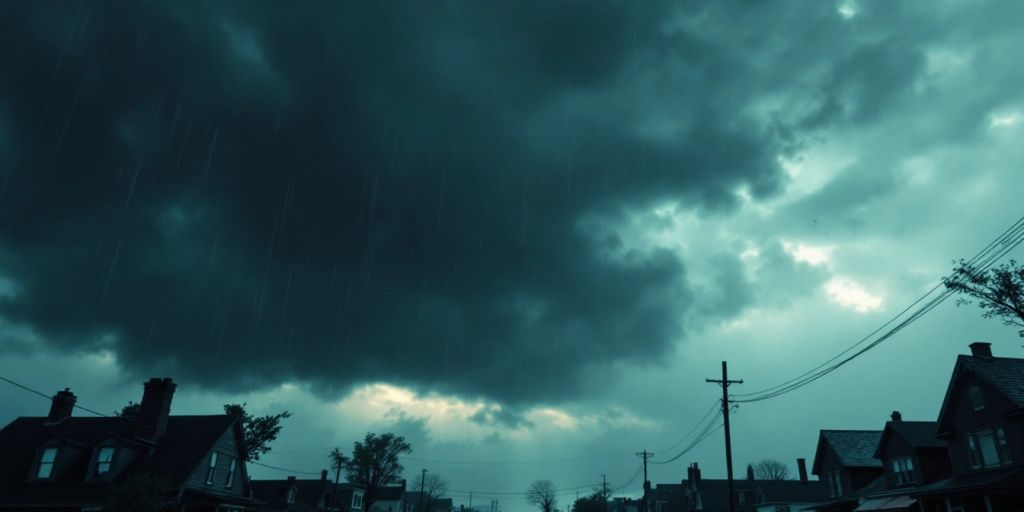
(0, 375, 109, 417)
(733, 213, 1024, 403)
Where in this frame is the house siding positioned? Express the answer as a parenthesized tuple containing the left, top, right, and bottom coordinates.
(183, 425, 247, 498)
(943, 373, 1024, 476)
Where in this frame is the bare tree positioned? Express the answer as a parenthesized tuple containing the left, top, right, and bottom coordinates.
(945, 259, 1024, 336)
(526, 480, 557, 512)
(412, 473, 450, 511)
(753, 459, 790, 480)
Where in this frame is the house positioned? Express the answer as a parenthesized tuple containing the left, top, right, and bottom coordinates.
(844, 412, 950, 512)
(909, 342, 1024, 511)
(648, 461, 828, 512)
(608, 497, 640, 512)
(405, 492, 453, 512)
(252, 472, 365, 512)
(809, 430, 884, 511)
(0, 377, 259, 511)
(372, 482, 409, 512)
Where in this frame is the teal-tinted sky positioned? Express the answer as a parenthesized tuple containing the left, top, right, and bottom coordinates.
(2, 1, 1024, 510)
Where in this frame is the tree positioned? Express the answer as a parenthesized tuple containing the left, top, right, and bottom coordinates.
(104, 473, 167, 512)
(573, 490, 608, 512)
(752, 459, 790, 480)
(526, 480, 557, 512)
(945, 259, 1024, 336)
(412, 472, 450, 511)
(224, 403, 292, 462)
(115, 401, 141, 417)
(340, 432, 413, 512)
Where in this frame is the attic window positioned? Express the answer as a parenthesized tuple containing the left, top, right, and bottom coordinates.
(37, 447, 58, 479)
(96, 447, 115, 476)
(353, 492, 364, 509)
(969, 386, 984, 411)
(225, 458, 237, 488)
(205, 452, 219, 485)
(967, 428, 1012, 468)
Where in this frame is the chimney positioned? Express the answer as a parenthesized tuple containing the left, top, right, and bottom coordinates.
(692, 462, 701, 483)
(746, 464, 754, 481)
(686, 465, 694, 484)
(797, 458, 808, 485)
(46, 388, 76, 423)
(135, 378, 176, 441)
(969, 342, 992, 358)
(401, 479, 407, 491)
(322, 469, 328, 481)
(287, 476, 296, 484)
(891, 410, 902, 422)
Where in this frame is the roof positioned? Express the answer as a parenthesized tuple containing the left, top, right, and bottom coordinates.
(252, 478, 334, 512)
(0, 414, 238, 507)
(377, 484, 406, 501)
(748, 479, 830, 504)
(812, 430, 882, 474)
(909, 466, 1024, 497)
(873, 421, 946, 459)
(935, 353, 1024, 433)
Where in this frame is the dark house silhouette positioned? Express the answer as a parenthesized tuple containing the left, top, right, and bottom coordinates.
(909, 342, 1024, 511)
(252, 472, 365, 512)
(0, 378, 259, 511)
(809, 430, 884, 511)
(648, 461, 828, 512)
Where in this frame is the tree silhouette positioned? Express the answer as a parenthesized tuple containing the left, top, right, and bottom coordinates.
(412, 472, 450, 511)
(945, 259, 1024, 336)
(752, 459, 790, 480)
(526, 480, 557, 512)
(336, 432, 413, 512)
(224, 403, 291, 461)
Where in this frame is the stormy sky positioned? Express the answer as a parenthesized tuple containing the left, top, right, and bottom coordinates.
(3, 0, 1024, 509)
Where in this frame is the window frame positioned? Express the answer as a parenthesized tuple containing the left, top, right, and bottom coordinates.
(966, 427, 1012, 469)
(968, 385, 985, 411)
(36, 447, 59, 479)
(95, 446, 116, 477)
(205, 452, 219, 485)
(225, 457, 237, 488)
(891, 457, 915, 485)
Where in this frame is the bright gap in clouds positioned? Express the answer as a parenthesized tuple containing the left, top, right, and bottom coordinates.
(824, 276, 883, 313)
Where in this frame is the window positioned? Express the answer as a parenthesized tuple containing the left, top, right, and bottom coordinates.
(967, 428, 1012, 468)
(205, 452, 218, 485)
(225, 458, 237, 488)
(969, 386, 984, 411)
(891, 457, 915, 485)
(37, 447, 58, 479)
(287, 486, 297, 504)
(96, 447, 115, 476)
(829, 471, 843, 497)
(353, 492, 364, 510)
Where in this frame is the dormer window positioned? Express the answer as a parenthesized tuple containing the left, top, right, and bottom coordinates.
(96, 447, 115, 476)
(969, 386, 984, 411)
(205, 452, 218, 485)
(225, 458, 237, 488)
(892, 457, 915, 485)
(37, 447, 58, 479)
(967, 427, 1011, 469)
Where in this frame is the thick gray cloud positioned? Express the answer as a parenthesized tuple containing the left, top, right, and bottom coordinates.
(0, 0, 966, 407)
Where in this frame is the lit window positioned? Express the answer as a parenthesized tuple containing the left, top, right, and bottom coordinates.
(225, 458, 236, 488)
(205, 453, 218, 485)
(96, 447, 115, 476)
(37, 448, 58, 479)
(969, 386, 984, 411)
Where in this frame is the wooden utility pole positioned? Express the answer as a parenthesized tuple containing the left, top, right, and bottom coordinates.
(602, 474, 608, 512)
(706, 361, 742, 512)
(635, 450, 654, 512)
(419, 468, 427, 512)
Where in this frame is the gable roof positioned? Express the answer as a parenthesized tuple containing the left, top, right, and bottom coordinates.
(873, 421, 946, 459)
(935, 353, 1024, 434)
(252, 478, 334, 512)
(377, 484, 406, 501)
(812, 430, 882, 474)
(0, 414, 238, 507)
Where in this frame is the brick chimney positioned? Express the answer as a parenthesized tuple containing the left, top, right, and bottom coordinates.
(891, 410, 902, 422)
(135, 378, 176, 441)
(746, 464, 754, 481)
(969, 342, 992, 358)
(797, 458, 808, 485)
(46, 388, 76, 423)
(692, 462, 701, 483)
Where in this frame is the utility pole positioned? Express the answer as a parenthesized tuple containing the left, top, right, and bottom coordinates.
(419, 469, 427, 512)
(706, 361, 742, 512)
(468, 492, 473, 511)
(602, 474, 608, 512)
(635, 450, 654, 512)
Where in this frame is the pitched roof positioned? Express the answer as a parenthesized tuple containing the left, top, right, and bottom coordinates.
(814, 430, 883, 472)
(252, 478, 334, 512)
(0, 414, 238, 507)
(748, 479, 830, 504)
(935, 353, 1024, 433)
(377, 484, 406, 501)
(873, 421, 946, 459)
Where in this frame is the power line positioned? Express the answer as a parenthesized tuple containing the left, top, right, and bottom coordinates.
(733, 212, 1024, 404)
(248, 460, 323, 475)
(0, 375, 109, 417)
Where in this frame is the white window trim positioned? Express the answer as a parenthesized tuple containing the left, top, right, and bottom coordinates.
(205, 452, 219, 485)
(37, 447, 59, 479)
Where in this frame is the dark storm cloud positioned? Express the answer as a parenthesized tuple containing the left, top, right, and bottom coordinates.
(0, 1, 941, 405)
